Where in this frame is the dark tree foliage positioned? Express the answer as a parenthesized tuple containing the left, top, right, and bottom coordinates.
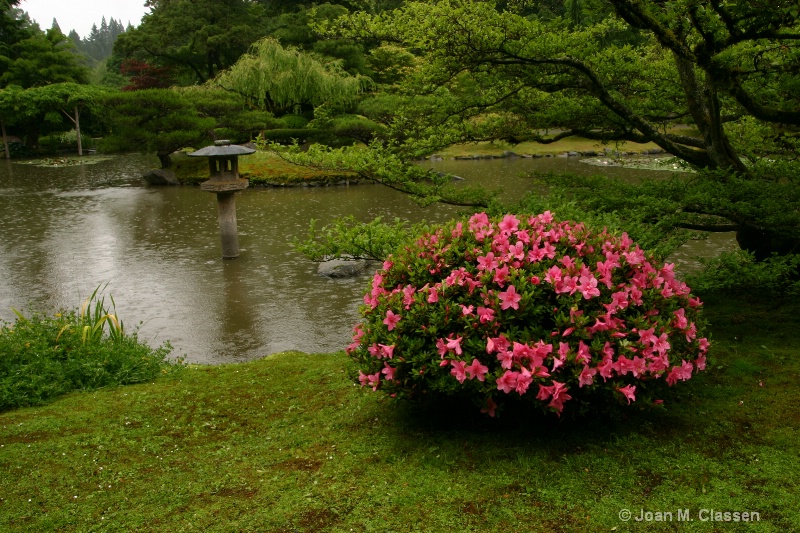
(114, 0, 270, 84)
(0, 26, 89, 88)
(120, 59, 175, 90)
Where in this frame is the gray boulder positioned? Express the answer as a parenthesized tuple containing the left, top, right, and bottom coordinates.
(143, 169, 179, 186)
(317, 259, 373, 278)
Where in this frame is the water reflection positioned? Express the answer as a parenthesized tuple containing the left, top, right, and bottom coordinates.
(0, 155, 460, 363)
(0, 154, 736, 363)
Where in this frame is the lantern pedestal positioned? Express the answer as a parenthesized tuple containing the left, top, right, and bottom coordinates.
(189, 141, 255, 259)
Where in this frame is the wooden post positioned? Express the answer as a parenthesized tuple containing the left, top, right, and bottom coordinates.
(74, 106, 82, 157)
(1, 119, 9, 160)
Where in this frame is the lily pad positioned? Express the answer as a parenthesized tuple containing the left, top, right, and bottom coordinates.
(16, 156, 115, 168)
(580, 156, 695, 172)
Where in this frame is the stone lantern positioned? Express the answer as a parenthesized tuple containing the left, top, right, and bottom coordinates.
(189, 140, 255, 259)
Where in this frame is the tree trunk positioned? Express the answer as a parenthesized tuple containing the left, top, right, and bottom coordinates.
(1, 119, 9, 159)
(74, 105, 82, 156)
(157, 151, 172, 168)
(673, 52, 747, 172)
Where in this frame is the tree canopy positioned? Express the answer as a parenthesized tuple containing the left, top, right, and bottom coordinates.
(113, 0, 270, 84)
(0, 26, 89, 88)
(210, 37, 369, 116)
(326, 0, 799, 171)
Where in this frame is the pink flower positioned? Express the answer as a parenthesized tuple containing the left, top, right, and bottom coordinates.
(618, 384, 636, 404)
(653, 333, 671, 355)
(486, 334, 511, 354)
(548, 381, 572, 414)
(578, 365, 596, 387)
(477, 252, 499, 272)
(402, 285, 416, 309)
(536, 384, 553, 401)
(436, 338, 448, 358)
(465, 358, 489, 381)
(497, 350, 514, 370)
(427, 286, 439, 303)
(499, 285, 522, 310)
(469, 212, 490, 231)
(446, 335, 464, 355)
(477, 306, 495, 324)
(515, 368, 533, 395)
(576, 341, 591, 364)
(368, 372, 381, 391)
(450, 360, 468, 383)
(381, 363, 396, 380)
(360, 371, 381, 391)
(597, 356, 615, 381)
(697, 337, 710, 353)
(544, 265, 563, 284)
(461, 304, 475, 316)
(496, 371, 518, 394)
(383, 310, 401, 331)
(666, 360, 693, 386)
(481, 397, 497, 417)
(493, 265, 510, 285)
(379, 344, 395, 359)
(578, 274, 601, 299)
(498, 214, 520, 233)
(695, 353, 707, 371)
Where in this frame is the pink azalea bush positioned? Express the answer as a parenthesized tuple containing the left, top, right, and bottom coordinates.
(348, 212, 709, 417)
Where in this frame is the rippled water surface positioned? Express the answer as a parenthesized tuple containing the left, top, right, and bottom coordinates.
(0, 154, 735, 363)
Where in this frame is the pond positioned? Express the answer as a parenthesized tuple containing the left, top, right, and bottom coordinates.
(0, 154, 736, 363)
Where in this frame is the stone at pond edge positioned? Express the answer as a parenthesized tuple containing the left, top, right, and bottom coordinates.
(317, 259, 373, 278)
(143, 169, 179, 186)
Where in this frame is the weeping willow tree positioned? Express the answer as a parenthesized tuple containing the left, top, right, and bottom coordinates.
(210, 37, 370, 116)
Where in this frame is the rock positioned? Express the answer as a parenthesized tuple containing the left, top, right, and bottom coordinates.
(317, 259, 373, 278)
(143, 169, 179, 186)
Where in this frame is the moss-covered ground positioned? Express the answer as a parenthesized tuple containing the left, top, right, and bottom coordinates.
(170, 135, 667, 186)
(172, 151, 358, 187)
(1, 292, 798, 532)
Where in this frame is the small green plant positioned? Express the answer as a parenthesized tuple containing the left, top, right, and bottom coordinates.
(0, 286, 175, 411)
(77, 284, 125, 344)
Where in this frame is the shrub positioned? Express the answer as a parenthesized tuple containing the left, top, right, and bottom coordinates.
(348, 212, 709, 417)
(0, 289, 175, 411)
(278, 114, 310, 129)
(686, 250, 800, 298)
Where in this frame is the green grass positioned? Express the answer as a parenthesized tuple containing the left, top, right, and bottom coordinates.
(172, 151, 359, 187)
(435, 137, 662, 158)
(2, 293, 797, 532)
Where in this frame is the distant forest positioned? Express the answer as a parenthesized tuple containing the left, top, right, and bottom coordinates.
(52, 17, 130, 66)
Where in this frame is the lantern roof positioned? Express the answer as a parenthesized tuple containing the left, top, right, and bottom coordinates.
(188, 140, 256, 158)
